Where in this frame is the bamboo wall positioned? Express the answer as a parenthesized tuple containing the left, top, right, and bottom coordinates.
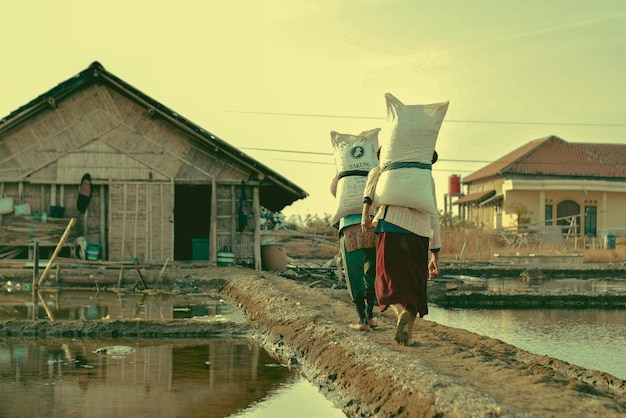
(108, 182, 173, 262)
(0, 83, 261, 264)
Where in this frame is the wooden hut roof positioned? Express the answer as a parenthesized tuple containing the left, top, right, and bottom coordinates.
(0, 61, 308, 212)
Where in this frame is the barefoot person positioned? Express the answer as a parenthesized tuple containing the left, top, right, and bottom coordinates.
(361, 151, 441, 345)
(331, 177, 378, 331)
(330, 129, 380, 332)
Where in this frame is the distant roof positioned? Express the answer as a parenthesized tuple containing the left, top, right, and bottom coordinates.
(453, 190, 495, 205)
(463, 136, 626, 184)
(0, 61, 308, 212)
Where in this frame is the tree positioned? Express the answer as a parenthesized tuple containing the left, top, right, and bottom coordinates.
(508, 203, 533, 231)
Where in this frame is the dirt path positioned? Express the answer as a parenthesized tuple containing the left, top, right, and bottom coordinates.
(222, 269, 626, 417)
(1, 266, 625, 417)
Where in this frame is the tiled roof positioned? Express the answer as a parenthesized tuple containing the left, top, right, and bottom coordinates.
(463, 136, 626, 184)
(453, 190, 495, 205)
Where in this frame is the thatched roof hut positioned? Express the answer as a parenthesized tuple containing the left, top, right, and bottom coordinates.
(0, 61, 307, 268)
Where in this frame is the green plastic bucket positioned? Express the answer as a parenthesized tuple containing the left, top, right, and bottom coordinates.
(217, 251, 235, 266)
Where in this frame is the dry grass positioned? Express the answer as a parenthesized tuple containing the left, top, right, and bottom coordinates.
(441, 228, 626, 264)
(263, 228, 339, 261)
(277, 226, 626, 265)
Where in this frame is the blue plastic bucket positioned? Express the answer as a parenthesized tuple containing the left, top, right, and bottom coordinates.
(604, 234, 616, 250)
(86, 242, 100, 260)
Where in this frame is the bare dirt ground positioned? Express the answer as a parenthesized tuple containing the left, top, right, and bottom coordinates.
(1, 264, 626, 417)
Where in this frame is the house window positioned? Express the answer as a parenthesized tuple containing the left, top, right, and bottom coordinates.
(544, 205, 553, 226)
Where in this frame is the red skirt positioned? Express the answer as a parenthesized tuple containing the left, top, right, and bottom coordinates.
(375, 232, 430, 317)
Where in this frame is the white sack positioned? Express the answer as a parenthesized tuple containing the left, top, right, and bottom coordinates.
(374, 93, 449, 215)
(331, 128, 380, 225)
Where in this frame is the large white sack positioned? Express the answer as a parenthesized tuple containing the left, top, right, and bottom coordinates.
(374, 93, 449, 215)
(331, 128, 380, 225)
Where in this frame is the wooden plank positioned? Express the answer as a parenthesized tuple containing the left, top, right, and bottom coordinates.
(133, 183, 139, 258)
(100, 185, 106, 260)
(159, 184, 163, 258)
(230, 184, 236, 250)
(37, 217, 76, 287)
(253, 187, 261, 270)
(121, 183, 127, 259)
(0, 183, 4, 225)
(169, 181, 174, 260)
(83, 207, 88, 236)
(210, 178, 217, 262)
(107, 179, 112, 260)
(146, 183, 152, 260)
(51, 184, 57, 207)
(157, 257, 169, 283)
(127, 246, 147, 290)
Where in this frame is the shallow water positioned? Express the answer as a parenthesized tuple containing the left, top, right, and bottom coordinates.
(0, 288, 347, 417)
(428, 306, 626, 380)
(1, 277, 624, 416)
(0, 339, 345, 418)
(429, 277, 626, 380)
(483, 277, 626, 293)
(0, 288, 247, 322)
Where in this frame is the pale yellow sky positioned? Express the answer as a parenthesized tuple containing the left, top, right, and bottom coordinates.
(2, 1, 626, 218)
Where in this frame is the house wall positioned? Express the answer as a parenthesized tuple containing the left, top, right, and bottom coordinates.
(462, 178, 503, 229)
(502, 190, 541, 230)
(0, 84, 261, 263)
(501, 187, 626, 238)
(463, 175, 626, 239)
(605, 191, 626, 236)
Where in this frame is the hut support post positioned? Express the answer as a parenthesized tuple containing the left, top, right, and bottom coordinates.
(117, 266, 124, 289)
(38, 291, 56, 321)
(157, 257, 170, 283)
(32, 241, 39, 320)
(127, 247, 148, 290)
(210, 178, 217, 262)
(37, 218, 76, 287)
(253, 187, 261, 270)
(0, 183, 4, 226)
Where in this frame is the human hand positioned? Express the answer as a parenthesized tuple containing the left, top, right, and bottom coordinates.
(428, 255, 439, 280)
(361, 217, 374, 233)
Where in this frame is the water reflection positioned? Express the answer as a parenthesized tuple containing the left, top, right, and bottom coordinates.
(0, 289, 246, 323)
(428, 307, 626, 380)
(0, 289, 345, 417)
(0, 339, 344, 418)
(483, 277, 626, 293)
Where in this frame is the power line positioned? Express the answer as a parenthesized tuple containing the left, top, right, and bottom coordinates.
(243, 147, 331, 156)
(242, 147, 492, 163)
(274, 158, 472, 173)
(227, 110, 626, 128)
(276, 159, 333, 165)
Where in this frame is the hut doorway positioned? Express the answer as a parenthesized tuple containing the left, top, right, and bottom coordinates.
(174, 185, 211, 261)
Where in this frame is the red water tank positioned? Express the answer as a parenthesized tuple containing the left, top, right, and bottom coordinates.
(448, 174, 461, 196)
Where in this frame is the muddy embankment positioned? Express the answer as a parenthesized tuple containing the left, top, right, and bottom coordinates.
(1, 265, 626, 417)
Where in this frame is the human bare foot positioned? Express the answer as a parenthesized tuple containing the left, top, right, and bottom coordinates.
(406, 314, 416, 341)
(349, 323, 372, 331)
(368, 318, 378, 328)
(394, 311, 410, 345)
